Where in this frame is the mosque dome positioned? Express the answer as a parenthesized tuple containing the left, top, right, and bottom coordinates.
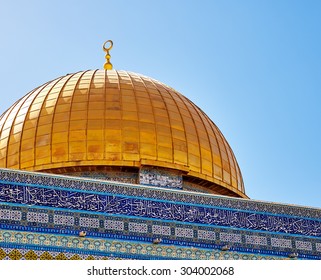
(0, 69, 246, 198)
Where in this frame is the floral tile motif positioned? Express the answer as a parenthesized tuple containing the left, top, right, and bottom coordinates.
(0, 229, 288, 260)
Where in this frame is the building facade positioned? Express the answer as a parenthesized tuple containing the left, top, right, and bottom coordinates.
(0, 50, 320, 260)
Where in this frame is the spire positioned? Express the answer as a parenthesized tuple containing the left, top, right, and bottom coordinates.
(103, 40, 113, 70)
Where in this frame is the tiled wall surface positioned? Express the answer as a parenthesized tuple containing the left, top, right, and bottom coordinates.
(0, 229, 284, 260)
(0, 168, 320, 259)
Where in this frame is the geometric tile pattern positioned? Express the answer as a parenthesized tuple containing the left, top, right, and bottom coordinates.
(295, 241, 313, 251)
(175, 227, 194, 238)
(0, 247, 118, 260)
(271, 238, 292, 249)
(245, 235, 268, 246)
(129, 222, 148, 233)
(220, 232, 242, 243)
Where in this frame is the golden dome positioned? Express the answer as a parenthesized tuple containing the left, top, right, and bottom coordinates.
(0, 70, 246, 198)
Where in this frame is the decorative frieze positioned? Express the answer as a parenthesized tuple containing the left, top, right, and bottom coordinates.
(0, 229, 285, 260)
(1, 181, 320, 238)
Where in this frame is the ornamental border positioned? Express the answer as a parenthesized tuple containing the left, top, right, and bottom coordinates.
(0, 229, 291, 260)
(1, 182, 321, 238)
(0, 168, 320, 219)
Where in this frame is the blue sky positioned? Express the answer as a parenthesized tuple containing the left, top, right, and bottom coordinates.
(0, 0, 320, 208)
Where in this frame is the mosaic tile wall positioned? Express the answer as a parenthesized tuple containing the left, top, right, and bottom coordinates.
(1, 182, 320, 238)
(0, 202, 320, 259)
(0, 229, 285, 260)
(0, 168, 321, 259)
(0, 247, 119, 260)
(139, 166, 183, 189)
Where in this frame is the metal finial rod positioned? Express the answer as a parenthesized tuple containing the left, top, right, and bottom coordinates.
(103, 40, 113, 70)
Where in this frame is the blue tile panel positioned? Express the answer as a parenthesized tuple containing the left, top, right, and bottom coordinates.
(1, 181, 321, 238)
(0, 168, 320, 259)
